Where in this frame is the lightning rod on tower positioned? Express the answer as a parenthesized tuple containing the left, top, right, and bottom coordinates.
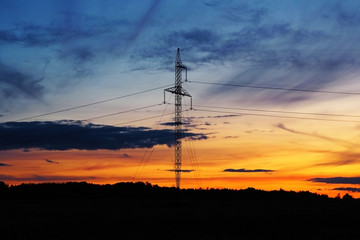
(164, 48, 192, 188)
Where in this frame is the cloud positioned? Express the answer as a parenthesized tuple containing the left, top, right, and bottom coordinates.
(0, 163, 11, 167)
(333, 187, 360, 193)
(223, 168, 274, 173)
(165, 169, 194, 173)
(45, 159, 60, 164)
(0, 120, 207, 151)
(0, 61, 44, 101)
(308, 177, 360, 185)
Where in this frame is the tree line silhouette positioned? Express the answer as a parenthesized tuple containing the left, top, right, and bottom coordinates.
(0, 181, 353, 199)
(0, 181, 358, 240)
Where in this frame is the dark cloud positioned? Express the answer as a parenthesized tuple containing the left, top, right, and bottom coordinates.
(0, 163, 11, 167)
(308, 177, 360, 185)
(223, 168, 274, 173)
(0, 120, 207, 151)
(45, 159, 60, 164)
(0, 61, 44, 101)
(165, 169, 194, 173)
(160, 121, 191, 126)
(333, 187, 360, 193)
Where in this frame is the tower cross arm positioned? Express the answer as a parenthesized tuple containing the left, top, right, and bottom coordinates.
(164, 87, 192, 97)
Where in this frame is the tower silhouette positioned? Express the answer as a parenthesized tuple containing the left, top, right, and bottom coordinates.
(164, 48, 191, 188)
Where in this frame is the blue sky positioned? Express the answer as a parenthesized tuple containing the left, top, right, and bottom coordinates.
(2, 0, 360, 120)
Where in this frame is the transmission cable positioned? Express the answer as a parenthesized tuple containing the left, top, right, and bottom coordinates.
(133, 97, 173, 182)
(192, 104, 360, 118)
(188, 80, 360, 96)
(193, 108, 360, 123)
(4, 84, 173, 123)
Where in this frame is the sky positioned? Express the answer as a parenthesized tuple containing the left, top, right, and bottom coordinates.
(2, 0, 360, 197)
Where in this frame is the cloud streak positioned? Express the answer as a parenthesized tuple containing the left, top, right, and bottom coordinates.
(276, 123, 356, 148)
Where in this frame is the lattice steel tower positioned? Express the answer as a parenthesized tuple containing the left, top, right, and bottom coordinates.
(164, 48, 191, 188)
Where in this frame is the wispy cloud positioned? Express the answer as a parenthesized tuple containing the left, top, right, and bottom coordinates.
(0, 61, 44, 102)
(314, 151, 360, 167)
(276, 123, 356, 148)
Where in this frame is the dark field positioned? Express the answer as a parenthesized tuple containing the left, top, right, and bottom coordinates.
(0, 182, 358, 240)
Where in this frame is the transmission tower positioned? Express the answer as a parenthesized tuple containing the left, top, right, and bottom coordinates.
(164, 48, 192, 188)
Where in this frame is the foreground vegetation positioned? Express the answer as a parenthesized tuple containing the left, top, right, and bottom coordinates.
(0, 181, 358, 239)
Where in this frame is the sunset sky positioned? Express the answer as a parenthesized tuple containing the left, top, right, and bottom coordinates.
(2, 0, 360, 197)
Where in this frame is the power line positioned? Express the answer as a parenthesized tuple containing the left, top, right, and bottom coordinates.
(4, 84, 173, 123)
(193, 108, 360, 123)
(133, 97, 172, 182)
(84, 104, 163, 122)
(192, 104, 360, 118)
(188, 80, 360, 96)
